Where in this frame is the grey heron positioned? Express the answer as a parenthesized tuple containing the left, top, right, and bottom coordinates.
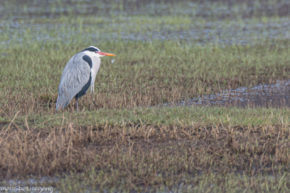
(56, 46, 115, 111)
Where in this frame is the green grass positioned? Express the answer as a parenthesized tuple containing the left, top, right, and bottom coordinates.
(58, 172, 289, 193)
(7, 106, 289, 128)
(1, 40, 289, 117)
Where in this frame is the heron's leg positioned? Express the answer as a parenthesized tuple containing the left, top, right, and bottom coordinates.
(75, 98, 79, 112)
(90, 84, 94, 94)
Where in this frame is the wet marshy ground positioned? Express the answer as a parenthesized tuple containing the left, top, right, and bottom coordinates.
(1, 1, 290, 47)
(175, 79, 290, 108)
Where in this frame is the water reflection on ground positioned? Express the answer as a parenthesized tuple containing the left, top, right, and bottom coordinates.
(0, 0, 289, 46)
(1, 17, 289, 46)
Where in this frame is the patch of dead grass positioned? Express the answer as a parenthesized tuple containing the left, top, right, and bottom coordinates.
(0, 121, 288, 181)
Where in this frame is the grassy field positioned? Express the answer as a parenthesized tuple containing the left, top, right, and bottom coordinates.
(1, 40, 289, 116)
(0, 0, 289, 192)
(1, 107, 289, 192)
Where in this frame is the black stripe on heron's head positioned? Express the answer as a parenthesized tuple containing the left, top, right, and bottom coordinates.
(82, 55, 92, 68)
(82, 46, 100, 52)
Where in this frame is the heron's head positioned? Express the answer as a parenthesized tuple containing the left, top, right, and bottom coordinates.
(83, 46, 115, 57)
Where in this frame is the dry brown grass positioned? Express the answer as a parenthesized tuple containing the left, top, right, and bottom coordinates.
(0, 119, 288, 182)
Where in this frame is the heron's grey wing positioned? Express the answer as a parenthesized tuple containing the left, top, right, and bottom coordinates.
(56, 54, 91, 110)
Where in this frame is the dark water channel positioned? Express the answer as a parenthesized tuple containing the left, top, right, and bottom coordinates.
(174, 79, 290, 108)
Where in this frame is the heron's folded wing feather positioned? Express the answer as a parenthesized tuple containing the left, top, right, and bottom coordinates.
(56, 54, 91, 109)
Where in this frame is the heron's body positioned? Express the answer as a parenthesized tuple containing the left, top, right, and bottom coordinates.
(56, 46, 115, 111)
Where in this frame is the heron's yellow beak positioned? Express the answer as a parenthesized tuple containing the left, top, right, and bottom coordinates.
(98, 52, 116, 56)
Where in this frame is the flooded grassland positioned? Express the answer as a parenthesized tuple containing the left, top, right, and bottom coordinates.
(0, 0, 289, 192)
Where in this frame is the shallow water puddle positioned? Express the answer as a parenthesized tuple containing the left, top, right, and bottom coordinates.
(176, 79, 290, 108)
